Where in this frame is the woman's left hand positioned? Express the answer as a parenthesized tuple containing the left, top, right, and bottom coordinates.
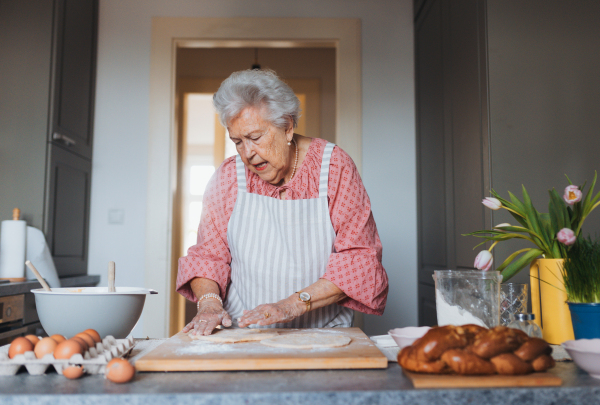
(238, 297, 304, 328)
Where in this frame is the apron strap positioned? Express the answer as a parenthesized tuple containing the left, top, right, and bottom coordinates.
(235, 154, 247, 192)
(319, 143, 335, 198)
(236, 142, 335, 195)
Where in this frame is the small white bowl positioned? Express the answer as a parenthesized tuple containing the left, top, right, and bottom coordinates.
(388, 326, 431, 349)
(562, 339, 600, 379)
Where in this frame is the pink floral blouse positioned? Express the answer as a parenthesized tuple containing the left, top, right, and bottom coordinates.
(177, 138, 388, 315)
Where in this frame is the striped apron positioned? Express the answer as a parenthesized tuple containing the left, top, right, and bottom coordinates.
(224, 142, 353, 329)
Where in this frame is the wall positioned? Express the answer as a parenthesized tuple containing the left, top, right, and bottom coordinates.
(90, 0, 416, 337)
(487, 0, 600, 285)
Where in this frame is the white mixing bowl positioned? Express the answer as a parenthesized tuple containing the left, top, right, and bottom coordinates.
(32, 287, 157, 338)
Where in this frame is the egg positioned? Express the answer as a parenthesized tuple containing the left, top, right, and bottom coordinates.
(83, 329, 101, 343)
(54, 339, 83, 359)
(24, 335, 40, 346)
(63, 365, 85, 379)
(70, 336, 89, 352)
(75, 332, 95, 348)
(50, 334, 66, 343)
(8, 337, 34, 359)
(34, 337, 58, 359)
(105, 358, 135, 383)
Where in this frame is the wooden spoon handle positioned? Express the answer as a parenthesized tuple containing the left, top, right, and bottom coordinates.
(108, 261, 116, 292)
(25, 260, 51, 291)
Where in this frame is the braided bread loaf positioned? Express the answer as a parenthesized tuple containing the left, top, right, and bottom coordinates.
(398, 325, 555, 375)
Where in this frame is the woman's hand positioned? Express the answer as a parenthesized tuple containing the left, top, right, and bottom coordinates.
(183, 300, 232, 336)
(238, 297, 304, 328)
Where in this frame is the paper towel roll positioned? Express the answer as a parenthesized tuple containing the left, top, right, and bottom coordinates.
(0, 219, 27, 279)
(26, 226, 61, 288)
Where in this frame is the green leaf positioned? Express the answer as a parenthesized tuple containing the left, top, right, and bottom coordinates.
(549, 189, 569, 233)
(495, 248, 532, 273)
(550, 240, 561, 259)
(582, 172, 597, 217)
(490, 190, 526, 219)
(576, 172, 599, 234)
(493, 225, 546, 242)
(508, 191, 526, 213)
(565, 174, 573, 185)
(521, 186, 549, 251)
(501, 248, 544, 282)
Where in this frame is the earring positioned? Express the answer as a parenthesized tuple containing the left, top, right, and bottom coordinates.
(287, 141, 291, 146)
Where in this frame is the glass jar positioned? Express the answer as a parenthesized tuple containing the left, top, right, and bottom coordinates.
(507, 313, 543, 338)
(433, 270, 502, 328)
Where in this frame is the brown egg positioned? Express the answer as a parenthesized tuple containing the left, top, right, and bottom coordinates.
(50, 334, 66, 343)
(69, 336, 89, 351)
(8, 337, 34, 359)
(63, 365, 85, 379)
(34, 337, 58, 359)
(105, 358, 135, 383)
(75, 332, 95, 348)
(83, 329, 101, 343)
(54, 340, 84, 360)
(24, 335, 40, 346)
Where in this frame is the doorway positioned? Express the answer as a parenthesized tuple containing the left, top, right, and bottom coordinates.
(147, 18, 361, 339)
(172, 47, 336, 334)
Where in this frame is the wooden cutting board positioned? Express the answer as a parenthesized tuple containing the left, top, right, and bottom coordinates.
(404, 369, 562, 388)
(135, 327, 387, 371)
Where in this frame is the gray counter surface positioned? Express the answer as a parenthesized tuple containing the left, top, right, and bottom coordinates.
(1, 359, 599, 404)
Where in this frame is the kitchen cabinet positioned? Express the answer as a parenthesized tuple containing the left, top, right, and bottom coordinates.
(46, 146, 92, 277)
(51, 0, 97, 160)
(0, 0, 98, 277)
(415, 0, 600, 325)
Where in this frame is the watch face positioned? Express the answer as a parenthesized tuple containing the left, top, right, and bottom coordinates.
(299, 292, 311, 302)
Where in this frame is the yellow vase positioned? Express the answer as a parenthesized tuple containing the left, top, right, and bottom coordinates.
(529, 258, 575, 344)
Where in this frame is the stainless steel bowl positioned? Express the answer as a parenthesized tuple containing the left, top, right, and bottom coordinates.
(32, 287, 157, 338)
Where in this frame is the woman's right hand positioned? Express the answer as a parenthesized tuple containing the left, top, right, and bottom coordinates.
(182, 300, 232, 336)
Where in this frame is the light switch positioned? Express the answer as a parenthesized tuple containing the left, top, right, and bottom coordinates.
(108, 209, 124, 224)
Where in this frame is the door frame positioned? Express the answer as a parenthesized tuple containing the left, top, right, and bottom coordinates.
(146, 17, 362, 338)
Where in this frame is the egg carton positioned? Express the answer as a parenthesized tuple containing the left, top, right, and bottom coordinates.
(0, 336, 134, 376)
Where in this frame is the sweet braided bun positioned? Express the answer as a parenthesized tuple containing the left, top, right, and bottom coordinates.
(398, 325, 555, 375)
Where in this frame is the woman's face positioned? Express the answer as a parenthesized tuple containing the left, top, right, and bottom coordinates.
(228, 106, 294, 186)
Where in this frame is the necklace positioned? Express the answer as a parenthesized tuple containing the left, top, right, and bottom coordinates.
(289, 137, 298, 182)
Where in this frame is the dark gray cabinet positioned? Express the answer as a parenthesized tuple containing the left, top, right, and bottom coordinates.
(51, 0, 97, 159)
(46, 146, 92, 277)
(415, 0, 600, 326)
(0, 0, 97, 277)
(415, 0, 491, 326)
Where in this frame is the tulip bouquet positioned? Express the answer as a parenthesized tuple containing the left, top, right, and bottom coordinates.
(465, 172, 600, 281)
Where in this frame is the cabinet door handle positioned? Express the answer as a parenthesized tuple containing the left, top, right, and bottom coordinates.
(53, 132, 76, 146)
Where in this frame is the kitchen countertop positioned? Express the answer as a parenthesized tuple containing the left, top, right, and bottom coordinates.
(0, 275, 101, 296)
(1, 342, 599, 405)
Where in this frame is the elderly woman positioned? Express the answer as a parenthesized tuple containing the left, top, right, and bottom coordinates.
(177, 69, 388, 336)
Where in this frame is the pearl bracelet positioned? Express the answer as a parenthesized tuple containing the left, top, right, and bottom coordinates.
(196, 293, 223, 311)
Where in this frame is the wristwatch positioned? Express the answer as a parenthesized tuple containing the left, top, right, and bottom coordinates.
(296, 291, 311, 312)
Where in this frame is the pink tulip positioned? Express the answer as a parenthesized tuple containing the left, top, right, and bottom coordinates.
(482, 197, 502, 210)
(563, 185, 582, 205)
(557, 228, 576, 246)
(474, 250, 494, 271)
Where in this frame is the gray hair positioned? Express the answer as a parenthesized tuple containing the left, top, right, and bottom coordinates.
(213, 69, 301, 130)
